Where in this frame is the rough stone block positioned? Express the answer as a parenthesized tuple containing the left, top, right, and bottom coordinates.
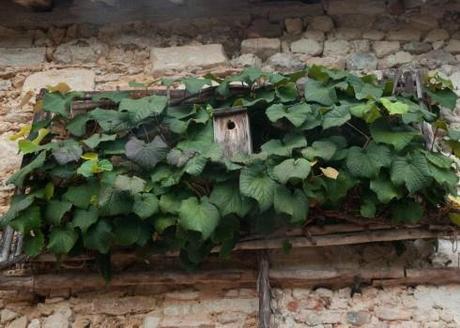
(22, 69, 96, 95)
(6, 316, 27, 328)
(379, 51, 413, 68)
(0, 48, 46, 67)
(424, 29, 450, 42)
(0, 80, 12, 91)
(231, 54, 262, 68)
(1, 309, 19, 324)
(246, 19, 282, 38)
(329, 28, 362, 40)
(303, 30, 325, 41)
(372, 41, 400, 58)
(363, 30, 385, 41)
(305, 56, 345, 69)
(418, 50, 457, 69)
(309, 16, 334, 32)
(151, 44, 227, 73)
(285, 18, 304, 35)
(267, 53, 304, 72)
(346, 52, 378, 71)
(290, 39, 323, 56)
(327, 0, 385, 15)
(374, 306, 412, 321)
(324, 40, 350, 56)
(445, 40, 460, 54)
(402, 41, 432, 54)
(350, 40, 371, 53)
(241, 38, 280, 60)
(53, 38, 107, 64)
(386, 29, 422, 42)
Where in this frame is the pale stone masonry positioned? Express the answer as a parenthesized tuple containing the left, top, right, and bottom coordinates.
(150, 44, 227, 73)
(0, 0, 460, 326)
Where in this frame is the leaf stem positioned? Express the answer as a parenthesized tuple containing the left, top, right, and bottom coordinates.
(345, 122, 371, 147)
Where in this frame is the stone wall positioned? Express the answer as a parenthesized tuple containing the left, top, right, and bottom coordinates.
(1, 0, 460, 327)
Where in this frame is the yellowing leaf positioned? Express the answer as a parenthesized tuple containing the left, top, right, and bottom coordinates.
(449, 212, 460, 226)
(44, 182, 54, 200)
(32, 128, 49, 145)
(81, 152, 98, 161)
(320, 167, 339, 179)
(47, 82, 71, 94)
(447, 194, 460, 210)
(9, 125, 31, 141)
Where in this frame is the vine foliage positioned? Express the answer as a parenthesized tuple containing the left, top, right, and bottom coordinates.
(2, 66, 460, 270)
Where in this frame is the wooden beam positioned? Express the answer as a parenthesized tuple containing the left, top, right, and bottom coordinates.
(2, 267, 460, 293)
(33, 226, 457, 264)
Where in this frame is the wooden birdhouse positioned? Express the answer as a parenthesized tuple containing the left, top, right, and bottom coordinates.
(213, 107, 253, 158)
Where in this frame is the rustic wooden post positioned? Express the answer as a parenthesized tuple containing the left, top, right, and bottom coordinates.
(213, 107, 271, 327)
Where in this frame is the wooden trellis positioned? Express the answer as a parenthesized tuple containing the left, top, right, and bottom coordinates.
(1, 69, 460, 327)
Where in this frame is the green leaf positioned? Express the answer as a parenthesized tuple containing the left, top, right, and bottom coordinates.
(52, 141, 82, 165)
(82, 134, 117, 149)
(45, 200, 72, 225)
(240, 165, 276, 211)
(114, 175, 146, 194)
(113, 218, 149, 246)
(209, 183, 252, 217)
(23, 231, 44, 257)
(154, 216, 177, 233)
(322, 104, 351, 129)
(83, 219, 113, 254)
(178, 197, 220, 239)
(89, 108, 132, 132)
(98, 188, 132, 217)
(391, 152, 432, 193)
(63, 183, 98, 209)
(304, 79, 337, 106)
(77, 159, 113, 178)
(350, 101, 381, 123)
(370, 119, 419, 151)
(159, 194, 182, 214)
(261, 134, 307, 157)
(380, 98, 409, 115)
(346, 143, 391, 179)
(67, 114, 89, 137)
(274, 185, 308, 223)
(0, 194, 35, 224)
(125, 136, 169, 170)
(301, 140, 336, 161)
(119, 95, 168, 123)
(425, 152, 454, 169)
(266, 103, 310, 127)
(275, 82, 298, 103)
(272, 158, 311, 184)
(133, 193, 159, 219)
(370, 174, 400, 203)
(428, 163, 458, 187)
(72, 206, 98, 233)
(183, 78, 211, 94)
(10, 206, 41, 234)
(47, 226, 78, 254)
(425, 88, 458, 110)
(391, 200, 424, 224)
(8, 151, 46, 188)
(360, 197, 376, 218)
(43, 92, 70, 117)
